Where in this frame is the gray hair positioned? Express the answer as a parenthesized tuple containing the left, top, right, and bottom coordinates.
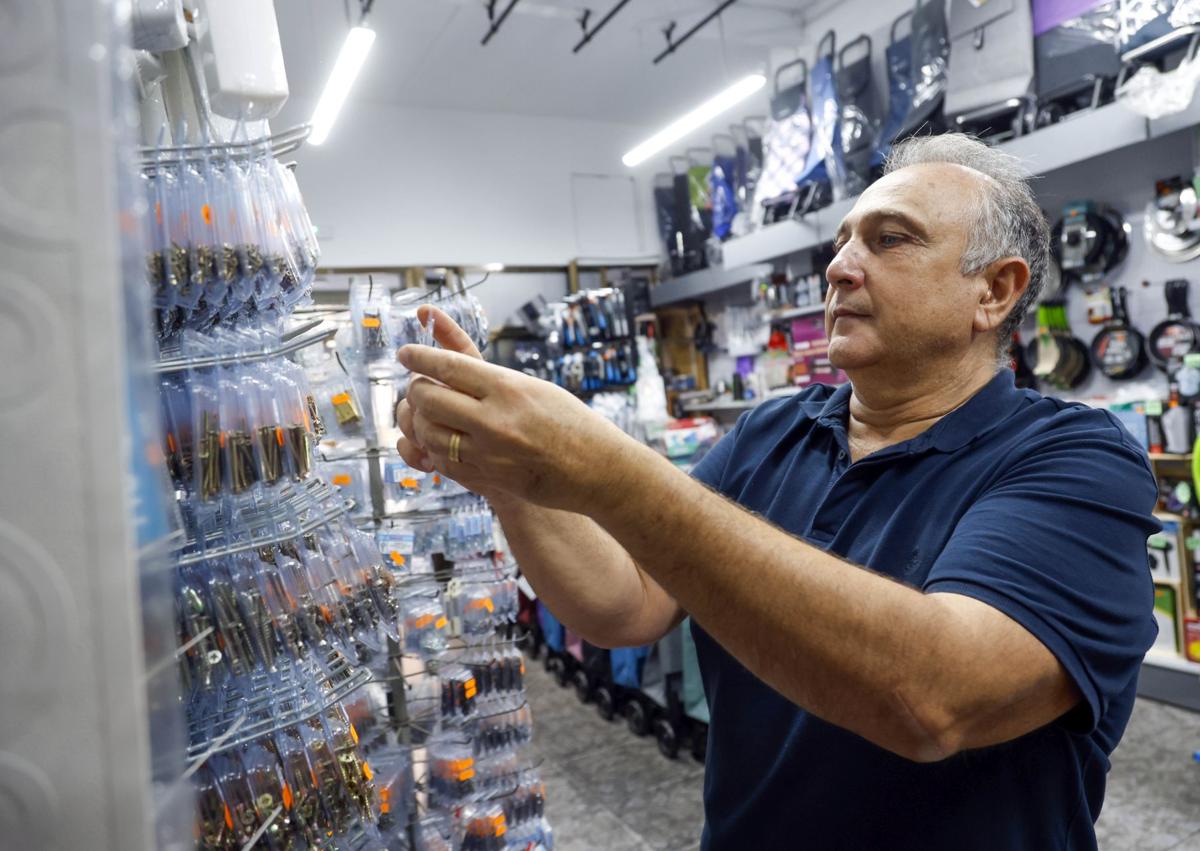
(883, 134, 1050, 361)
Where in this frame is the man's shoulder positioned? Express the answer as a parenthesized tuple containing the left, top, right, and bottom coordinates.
(1009, 392, 1151, 466)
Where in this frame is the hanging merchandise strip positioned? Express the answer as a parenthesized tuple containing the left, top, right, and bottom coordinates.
(174, 478, 348, 564)
(137, 106, 409, 848)
(304, 296, 554, 849)
(184, 650, 373, 761)
(142, 126, 320, 341)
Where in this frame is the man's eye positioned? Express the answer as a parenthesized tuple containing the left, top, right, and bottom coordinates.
(879, 233, 905, 247)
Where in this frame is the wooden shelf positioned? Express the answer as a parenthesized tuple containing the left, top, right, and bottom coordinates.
(1149, 453, 1192, 462)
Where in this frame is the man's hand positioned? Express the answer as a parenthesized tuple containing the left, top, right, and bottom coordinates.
(395, 305, 637, 512)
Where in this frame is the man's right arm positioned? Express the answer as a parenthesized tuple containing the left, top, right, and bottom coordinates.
(492, 496, 683, 648)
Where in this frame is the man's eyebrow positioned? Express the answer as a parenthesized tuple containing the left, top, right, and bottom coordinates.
(835, 208, 931, 244)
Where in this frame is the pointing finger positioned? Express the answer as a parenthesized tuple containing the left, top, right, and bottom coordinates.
(398, 345, 500, 399)
(418, 305, 483, 360)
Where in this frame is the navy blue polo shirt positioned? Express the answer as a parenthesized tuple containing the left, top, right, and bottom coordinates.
(689, 369, 1159, 850)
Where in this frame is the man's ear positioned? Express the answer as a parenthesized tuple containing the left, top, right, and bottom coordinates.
(975, 256, 1030, 334)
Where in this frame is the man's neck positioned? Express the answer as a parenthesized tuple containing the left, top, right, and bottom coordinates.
(844, 360, 998, 457)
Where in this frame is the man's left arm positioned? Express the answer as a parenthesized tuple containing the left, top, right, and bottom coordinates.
(585, 439, 1083, 763)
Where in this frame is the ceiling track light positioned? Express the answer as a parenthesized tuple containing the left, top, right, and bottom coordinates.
(573, 0, 633, 53)
(654, 0, 738, 64)
(481, 0, 521, 46)
(622, 73, 765, 167)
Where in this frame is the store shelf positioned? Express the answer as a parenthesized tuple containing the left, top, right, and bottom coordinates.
(1140, 651, 1200, 712)
(1148, 90, 1200, 140)
(1153, 511, 1192, 524)
(1149, 453, 1193, 462)
(721, 216, 823, 269)
(763, 304, 825, 323)
(650, 263, 773, 307)
(712, 103, 1151, 272)
(681, 386, 802, 413)
(997, 102, 1147, 177)
(682, 398, 757, 412)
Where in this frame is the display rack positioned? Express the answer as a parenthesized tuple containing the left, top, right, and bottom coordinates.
(302, 289, 554, 849)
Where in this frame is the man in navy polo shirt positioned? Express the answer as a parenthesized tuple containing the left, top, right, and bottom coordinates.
(395, 134, 1159, 849)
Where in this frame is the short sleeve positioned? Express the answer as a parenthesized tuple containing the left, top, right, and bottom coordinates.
(689, 411, 751, 492)
(922, 414, 1160, 734)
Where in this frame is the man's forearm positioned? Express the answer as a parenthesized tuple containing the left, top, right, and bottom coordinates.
(493, 498, 680, 648)
(584, 441, 1068, 761)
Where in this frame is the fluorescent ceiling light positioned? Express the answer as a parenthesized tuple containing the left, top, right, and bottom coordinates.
(309, 26, 376, 146)
(622, 74, 766, 167)
(484, 262, 505, 272)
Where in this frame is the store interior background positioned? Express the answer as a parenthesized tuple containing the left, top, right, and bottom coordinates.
(5, 0, 1200, 849)
(268, 1, 1200, 848)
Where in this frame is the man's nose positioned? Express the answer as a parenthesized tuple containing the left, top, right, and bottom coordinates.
(826, 240, 865, 289)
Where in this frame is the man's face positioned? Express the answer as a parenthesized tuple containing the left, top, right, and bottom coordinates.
(824, 163, 988, 373)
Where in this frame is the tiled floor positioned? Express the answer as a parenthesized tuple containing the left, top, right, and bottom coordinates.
(524, 661, 1200, 850)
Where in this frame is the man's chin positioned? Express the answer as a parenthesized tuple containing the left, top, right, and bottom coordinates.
(827, 340, 877, 372)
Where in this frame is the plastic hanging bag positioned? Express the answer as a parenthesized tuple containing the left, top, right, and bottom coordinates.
(1034, 0, 1121, 109)
(836, 34, 882, 197)
(801, 31, 846, 205)
(751, 59, 813, 217)
(1117, 20, 1200, 118)
(1119, 47, 1200, 115)
(709, 139, 740, 240)
(944, 0, 1036, 127)
(904, 0, 951, 138)
(1118, 0, 1174, 52)
(652, 173, 681, 276)
(668, 156, 708, 273)
(874, 11, 914, 171)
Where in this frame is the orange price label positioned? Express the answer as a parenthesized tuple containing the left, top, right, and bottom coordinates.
(361, 317, 382, 328)
(389, 552, 406, 566)
(331, 474, 352, 486)
(435, 616, 448, 630)
(331, 392, 351, 405)
(201, 203, 213, 226)
(414, 614, 434, 629)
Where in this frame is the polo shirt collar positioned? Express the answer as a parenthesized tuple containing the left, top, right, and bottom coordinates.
(806, 369, 1025, 455)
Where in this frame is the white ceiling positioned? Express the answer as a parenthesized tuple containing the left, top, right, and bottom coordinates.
(274, 0, 833, 128)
